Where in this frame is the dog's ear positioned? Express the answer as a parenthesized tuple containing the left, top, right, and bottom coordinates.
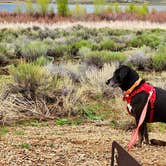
(119, 66, 129, 79)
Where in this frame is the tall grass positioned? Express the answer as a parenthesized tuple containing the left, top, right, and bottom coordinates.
(56, 0, 69, 16)
(93, 0, 106, 15)
(153, 44, 166, 71)
(37, 0, 49, 16)
(71, 3, 87, 18)
(14, 2, 22, 14)
(114, 3, 121, 13)
(20, 41, 48, 61)
(9, 59, 50, 94)
(125, 3, 137, 13)
(25, 0, 34, 15)
(136, 3, 149, 16)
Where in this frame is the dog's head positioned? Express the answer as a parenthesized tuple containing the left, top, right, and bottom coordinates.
(106, 65, 139, 91)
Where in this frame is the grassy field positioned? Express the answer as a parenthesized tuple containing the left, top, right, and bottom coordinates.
(0, 19, 166, 165)
(0, 24, 166, 123)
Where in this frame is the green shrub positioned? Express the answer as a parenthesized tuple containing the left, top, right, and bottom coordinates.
(141, 3, 149, 14)
(34, 55, 49, 66)
(106, 3, 113, 12)
(47, 45, 69, 58)
(125, 2, 148, 16)
(82, 105, 105, 121)
(21, 41, 48, 61)
(55, 118, 72, 125)
(0, 54, 9, 66)
(71, 40, 92, 56)
(114, 3, 121, 13)
(20, 143, 31, 149)
(126, 50, 152, 70)
(10, 58, 50, 98)
(128, 33, 160, 48)
(71, 3, 87, 18)
(99, 40, 118, 51)
(0, 44, 7, 55)
(125, 3, 137, 13)
(93, 0, 106, 15)
(0, 127, 9, 136)
(49, 5, 55, 15)
(84, 50, 126, 64)
(14, 2, 22, 14)
(56, 0, 69, 16)
(153, 45, 166, 71)
(78, 47, 91, 57)
(25, 0, 34, 14)
(37, 0, 49, 15)
(136, 3, 149, 16)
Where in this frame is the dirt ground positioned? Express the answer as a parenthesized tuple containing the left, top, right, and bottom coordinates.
(0, 122, 166, 166)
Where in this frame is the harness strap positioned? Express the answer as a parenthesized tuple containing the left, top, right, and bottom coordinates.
(128, 91, 153, 151)
(123, 82, 156, 123)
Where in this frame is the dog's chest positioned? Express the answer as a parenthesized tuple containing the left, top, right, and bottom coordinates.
(127, 103, 133, 114)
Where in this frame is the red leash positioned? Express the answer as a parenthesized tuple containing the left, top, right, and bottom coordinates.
(128, 91, 153, 151)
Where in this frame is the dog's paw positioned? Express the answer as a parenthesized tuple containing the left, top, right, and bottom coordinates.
(134, 142, 142, 148)
(144, 140, 150, 145)
(150, 139, 166, 146)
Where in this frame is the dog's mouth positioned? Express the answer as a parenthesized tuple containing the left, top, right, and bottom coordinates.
(106, 79, 119, 88)
(111, 83, 119, 88)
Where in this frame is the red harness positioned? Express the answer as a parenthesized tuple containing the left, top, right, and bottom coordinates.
(123, 82, 156, 123)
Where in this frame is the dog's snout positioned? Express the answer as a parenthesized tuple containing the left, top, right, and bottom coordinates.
(106, 78, 118, 87)
(106, 79, 110, 85)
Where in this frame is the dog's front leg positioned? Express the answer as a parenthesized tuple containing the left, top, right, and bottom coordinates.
(138, 122, 149, 146)
(135, 117, 144, 147)
(143, 123, 149, 144)
(138, 126, 144, 147)
(136, 115, 149, 145)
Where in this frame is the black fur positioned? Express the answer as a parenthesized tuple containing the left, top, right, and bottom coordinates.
(106, 65, 166, 146)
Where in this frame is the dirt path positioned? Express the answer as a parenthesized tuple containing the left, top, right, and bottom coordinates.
(0, 122, 166, 166)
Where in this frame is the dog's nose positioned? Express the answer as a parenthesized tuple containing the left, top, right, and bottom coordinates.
(106, 79, 110, 85)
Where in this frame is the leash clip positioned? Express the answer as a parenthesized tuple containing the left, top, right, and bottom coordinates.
(149, 90, 153, 97)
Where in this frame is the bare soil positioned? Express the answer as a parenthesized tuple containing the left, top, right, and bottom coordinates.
(0, 122, 166, 166)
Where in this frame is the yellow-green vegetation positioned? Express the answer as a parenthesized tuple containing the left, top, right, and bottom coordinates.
(125, 3, 149, 16)
(70, 3, 87, 18)
(0, 26, 166, 127)
(11, 0, 152, 18)
(0, 127, 9, 136)
(37, 0, 49, 15)
(25, 0, 34, 14)
(93, 0, 107, 15)
(153, 44, 166, 71)
(20, 143, 31, 149)
(14, 129, 25, 135)
(56, 0, 69, 16)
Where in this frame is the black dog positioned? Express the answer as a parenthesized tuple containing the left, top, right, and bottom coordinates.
(106, 65, 166, 146)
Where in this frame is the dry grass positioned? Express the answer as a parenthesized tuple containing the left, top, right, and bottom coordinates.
(2, 63, 166, 125)
(81, 63, 117, 94)
(0, 21, 166, 30)
(0, 62, 122, 124)
(144, 71, 166, 89)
